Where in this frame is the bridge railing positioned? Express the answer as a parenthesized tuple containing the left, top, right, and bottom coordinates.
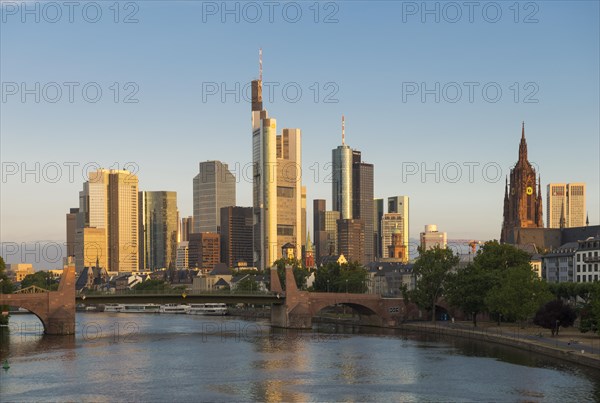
(78, 289, 277, 297)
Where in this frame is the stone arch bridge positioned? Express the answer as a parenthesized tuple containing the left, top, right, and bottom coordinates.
(0, 265, 76, 335)
(269, 266, 411, 328)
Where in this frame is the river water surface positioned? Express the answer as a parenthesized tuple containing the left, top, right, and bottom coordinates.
(1, 313, 599, 402)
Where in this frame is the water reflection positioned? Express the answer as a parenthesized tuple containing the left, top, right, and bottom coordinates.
(1, 314, 599, 402)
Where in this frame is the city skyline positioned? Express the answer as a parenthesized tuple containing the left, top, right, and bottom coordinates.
(1, 2, 598, 254)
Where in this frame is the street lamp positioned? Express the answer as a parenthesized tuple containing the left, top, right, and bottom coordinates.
(346, 279, 348, 294)
(327, 279, 330, 293)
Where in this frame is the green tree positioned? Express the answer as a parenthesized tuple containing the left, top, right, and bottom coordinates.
(472, 241, 537, 323)
(274, 258, 310, 290)
(312, 261, 368, 293)
(410, 246, 459, 322)
(445, 264, 492, 326)
(485, 266, 552, 324)
(0, 256, 13, 294)
(234, 276, 259, 293)
(533, 299, 577, 336)
(133, 279, 170, 291)
(472, 240, 532, 274)
(0, 256, 14, 326)
(579, 283, 600, 334)
(21, 271, 59, 291)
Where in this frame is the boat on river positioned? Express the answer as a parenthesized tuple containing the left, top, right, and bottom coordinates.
(187, 303, 228, 316)
(159, 304, 190, 314)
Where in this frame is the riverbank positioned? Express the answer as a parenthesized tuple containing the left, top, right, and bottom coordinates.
(402, 321, 600, 369)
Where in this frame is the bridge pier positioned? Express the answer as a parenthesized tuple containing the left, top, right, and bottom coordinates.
(0, 265, 76, 335)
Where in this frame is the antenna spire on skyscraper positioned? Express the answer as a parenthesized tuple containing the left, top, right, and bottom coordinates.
(342, 115, 345, 145)
(259, 48, 262, 81)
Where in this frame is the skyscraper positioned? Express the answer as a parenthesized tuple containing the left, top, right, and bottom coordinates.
(74, 227, 106, 273)
(107, 170, 139, 272)
(180, 216, 193, 242)
(547, 183, 586, 228)
(276, 128, 302, 260)
(420, 224, 447, 251)
(139, 191, 178, 271)
(220, 206, 253, 268)
(332, 116, 353, 219)
(66, 207, 79, 258)
(252, 50, 303, 268)
(352, 150, 374, 263)
(381, 213, 408, 262)
(313, 199, 327, 262)
(373, 199, 384, 258)
(324, 211, 340, 257)
(501, 123, 543, 243)
(76, 169, 139, 272)
(193, 160, 236, 234)
(301, 185, 307, 256)
(337, 218, 365, 265)
(387, 196, 409, 258)
(188, 232, 221, 271)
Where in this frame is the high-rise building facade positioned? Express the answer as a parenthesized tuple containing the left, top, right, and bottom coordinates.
(74, 227, 107, 274)
(373, 199, 384, 258)
(139, 191, 178, 271)
(547, 183, 586, 228)
(387, 196, 409, 257)
(188, 232, 221, 271)
(337, 218, 365, 265)
(324, 211, 340, 257)
(66, 207, 79, 257)
(501, 123, 544, 243)
(332, 117, 353, 219)
(251, 52, 303, 269)
(180, 216, 193, 242)
(76, 169, 138, 272)
(381, 213, 408, 262)
(220, 206, 253, 268)
(108, 170, 139, 272)
(420, 224, 447, 251)
(276, 128, 303, 260)
(352, 151, 374, 263)
(313, 199, 327, 262)
(176, 241, 189, 270)
(193, 160, 236, 234)
(301, 186, 307, 256)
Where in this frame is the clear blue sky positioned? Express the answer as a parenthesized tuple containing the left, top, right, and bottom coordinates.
(1, 1, 599, 262)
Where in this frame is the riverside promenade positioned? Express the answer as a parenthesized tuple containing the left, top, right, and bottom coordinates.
(403, 321, 600, 369)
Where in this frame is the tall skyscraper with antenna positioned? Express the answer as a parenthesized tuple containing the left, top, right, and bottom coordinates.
(252, 50, 303, 268)
(332, 116, 353, 219)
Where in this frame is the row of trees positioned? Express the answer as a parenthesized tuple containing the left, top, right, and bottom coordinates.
(409, 242, 553, 327)
(408, 242, 600, 337)
(273, 257, 369, 293)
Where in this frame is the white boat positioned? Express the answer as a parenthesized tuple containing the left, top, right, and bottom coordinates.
(159, 304, 190, 314)
(187, 303, 228, 316)
(104, 304, 125, 312)
(121, 304, 160, 313)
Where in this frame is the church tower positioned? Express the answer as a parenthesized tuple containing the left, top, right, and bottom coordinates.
(501, 123, 544, 243)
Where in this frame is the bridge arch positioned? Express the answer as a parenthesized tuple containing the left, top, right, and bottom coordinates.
(270, 266, 411, 329)
(0, 266, 76, 335)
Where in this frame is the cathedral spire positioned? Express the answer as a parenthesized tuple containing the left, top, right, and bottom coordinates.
(587, 212, 590, 226)
(518, 121, 528, 162)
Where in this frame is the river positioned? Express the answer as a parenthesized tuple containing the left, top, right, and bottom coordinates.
(1, 313, 599, 402)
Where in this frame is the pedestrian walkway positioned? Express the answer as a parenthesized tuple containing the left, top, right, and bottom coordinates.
(403, 321, 600, 368)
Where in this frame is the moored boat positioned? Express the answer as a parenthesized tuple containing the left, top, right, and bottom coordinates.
(159, 304, 190, 314)
(187, 303, 228, 316)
